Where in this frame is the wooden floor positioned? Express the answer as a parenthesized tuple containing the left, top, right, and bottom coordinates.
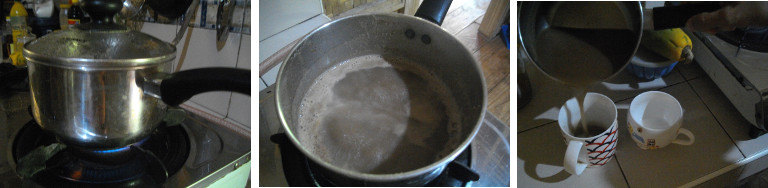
(442, 0, 510, 125)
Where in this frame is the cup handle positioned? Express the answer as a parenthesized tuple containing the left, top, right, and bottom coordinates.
(672, 128, 695, 145)
(564, 140, 587, 175)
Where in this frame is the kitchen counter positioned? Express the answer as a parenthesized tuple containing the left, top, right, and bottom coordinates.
(517, 48, 768, 187)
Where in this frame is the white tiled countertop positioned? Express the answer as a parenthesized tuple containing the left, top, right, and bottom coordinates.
(517, 50, 768, 187)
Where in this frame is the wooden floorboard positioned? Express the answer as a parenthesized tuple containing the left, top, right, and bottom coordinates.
(455, 23, 486, 54)
(442, 0, 490, 35)
(472, 36, 510, 125)
(449, 0, 509, 125)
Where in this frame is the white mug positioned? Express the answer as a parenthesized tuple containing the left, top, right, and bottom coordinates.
(627, 91, 694, 150)
(34, 0, 54, 18)
(558, 92, 618, 175)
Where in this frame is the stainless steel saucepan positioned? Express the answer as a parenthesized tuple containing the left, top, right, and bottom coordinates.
(22, 0, 250, 150)
(518, 1, 720, 85)
(276, 0, 485, 186)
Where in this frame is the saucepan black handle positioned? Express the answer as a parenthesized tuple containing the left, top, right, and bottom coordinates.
(160, 68, 251, 106)
(652, 2, 721, 30)
(414, 0, 453, 26)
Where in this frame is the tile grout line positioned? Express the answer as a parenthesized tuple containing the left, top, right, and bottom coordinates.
(610, 78, 689, 103)
(259, 14, 322, 43)
(517, 120, 556, 134)
(613, 154, 632, 188)
(260, 77, 268, 87)
(685, 78, 747, 157)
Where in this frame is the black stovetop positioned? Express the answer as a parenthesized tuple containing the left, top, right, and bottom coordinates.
(12, 120, 190, 187)
(269, 133, 479, 187)
(715, 27, 768, 53)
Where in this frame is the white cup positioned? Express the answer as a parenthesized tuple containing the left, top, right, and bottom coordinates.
(558, 92, 618, 175)
(34, 0, 54, 18)
(627, 91, 694, 150)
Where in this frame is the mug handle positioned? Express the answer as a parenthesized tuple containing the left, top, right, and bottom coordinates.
(564, 140, 587, 175)
(672, 128, 695, 145)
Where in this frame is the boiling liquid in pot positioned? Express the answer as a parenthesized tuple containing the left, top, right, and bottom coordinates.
(297, 54, 462, 174)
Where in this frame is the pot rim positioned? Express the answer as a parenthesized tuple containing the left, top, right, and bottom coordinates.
(22, 29, 177, 69)
(275, 13, 487, 182)
(22, 49, 176, 69)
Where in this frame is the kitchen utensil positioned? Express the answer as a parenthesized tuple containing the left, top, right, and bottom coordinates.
(626, 46, 679, 80)
(216, 0, 235, 51)
(518, 2, 719, 86)
(275, 0, 485, 186)
(558, 92, 618, 175)
(627, 91, 694, 149)
(145, 0, 192, 19)
(171, 0, 199, 46)
(120, 0, 145, 19)
(22, 0, 250, 150)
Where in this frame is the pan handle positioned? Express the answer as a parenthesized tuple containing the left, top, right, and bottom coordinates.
(651, 2, 720, 30)
(414, 0, 453, 26)
(159, 68, 251, 106)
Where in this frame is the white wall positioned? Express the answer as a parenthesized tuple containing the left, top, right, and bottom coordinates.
(141, 22, 252, 128)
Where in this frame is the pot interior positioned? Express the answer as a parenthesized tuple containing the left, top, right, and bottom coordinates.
(277, 14, 485, 175)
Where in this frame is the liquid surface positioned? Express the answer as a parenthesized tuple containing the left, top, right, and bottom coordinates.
(571, 123, 606, 138)
(534, 27, 637, 87)
(297, 54, 462, 174)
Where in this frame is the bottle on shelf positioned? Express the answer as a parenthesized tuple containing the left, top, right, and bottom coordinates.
(9, 1, 29, 66)
(68, 0, 87, 27)
(2, 20, 11, 61)
(58, 0, 71, 30)
(10, 1, 28, 44)
(10, 29, 35, 67)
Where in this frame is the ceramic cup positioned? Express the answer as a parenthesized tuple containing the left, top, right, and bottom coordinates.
(627, 91, 694, 150)
(34, 0, 54, 18)
(558, 92, 618, 175)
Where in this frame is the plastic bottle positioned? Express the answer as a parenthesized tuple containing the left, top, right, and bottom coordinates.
(10, 2, 28, 44)
(9, 1, 28, 60)
(1, 20, 11, 61)
(59, 2, 71, 30)
(68, 0, 85, 28)
(10, 30, 35, 67)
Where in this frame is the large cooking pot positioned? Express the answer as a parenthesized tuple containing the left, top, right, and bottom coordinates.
(518, 1, 720, 85)
(275, 0, 485, 186)
(21, 0, 250, 150)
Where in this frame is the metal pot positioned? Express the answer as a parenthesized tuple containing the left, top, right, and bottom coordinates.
(22, 0, 250, 150)
(518, 1, 720, 85)
(275, 0, 485, 186)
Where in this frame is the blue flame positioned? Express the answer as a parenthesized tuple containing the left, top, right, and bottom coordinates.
(91, 138, 149, 154)
(92, 146, 132, 154)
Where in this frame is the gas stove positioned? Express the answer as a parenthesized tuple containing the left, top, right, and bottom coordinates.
(0, 70, 251, 187)
(258, 85, 510, 186)
(689, 28, 768, 138)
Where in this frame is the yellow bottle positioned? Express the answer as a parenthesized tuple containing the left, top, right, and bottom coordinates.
(10, 2, 28, 44)
(9, 2, 28, 67)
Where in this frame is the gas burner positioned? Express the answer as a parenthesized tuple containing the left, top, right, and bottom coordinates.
(716, 27, 768, 53)
(269, 133, 479, 187)
(12, 120, 190, 187)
